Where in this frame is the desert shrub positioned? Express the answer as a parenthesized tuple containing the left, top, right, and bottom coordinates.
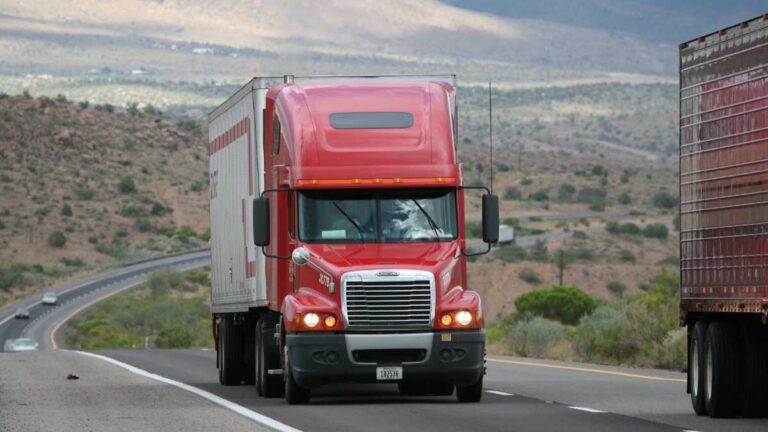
(190, 181, 204, 192)
(0, 263, 30, 291)
(134, 218, 154, 232)
(61, 204, 73, 217)
(173, 226, 198, 244)
(75, 187, 96, 201)
(151, 202, 169, 216)
(618, 192, 632, 205)
(509, 317, 565, 357)
(649, 328, 687, 370)
(0, 220, 5, 230)
(618, 249, 636, 263)
(572, 230, 587, 239)
(529, 189, 549, 201)
(61, 257, 85, 267)
(515, 285, 596, 325)
(48, 231, 67, 248)
(572, 306, 637, 363)
(557, 184, 576, 201)
(118, 176, 137, 194)
(619, 223, 641, 235)
(562, 247, 596, 262)
(155, 326, 192, 348)
(652, 191, 678, 209)
(465, 221, 482, 238)
(186, 269, 211, 286)
(519, 268, 541, 285)
(672, 210, 680, 231)
(530, 240, 549, 262)
(496, 244, 528, 263)
(588, 198, 606, 212)
(642, 223, 668, 239)
(504, 186, 522, 200)
(120, 206, 149, 218)
(576, 187, 606, 204)
(147, 269, 186, 298)
(521, 177, 533, 186)
(606, 281, 627, 297)
(658, 255, 680, 266)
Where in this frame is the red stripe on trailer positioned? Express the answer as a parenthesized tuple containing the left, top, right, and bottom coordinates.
(241, 198, 257, 279)
(208, 117, 255, 195)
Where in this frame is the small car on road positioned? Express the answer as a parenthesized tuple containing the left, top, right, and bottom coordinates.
(3, 338, 39, 352)
(41, 292, 58, 305)
(14, 306, 30, 319)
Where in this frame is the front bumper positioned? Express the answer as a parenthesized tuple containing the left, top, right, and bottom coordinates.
(286, 330, 484, 389)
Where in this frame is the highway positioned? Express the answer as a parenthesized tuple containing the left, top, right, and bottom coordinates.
(1, 252, 766, 432)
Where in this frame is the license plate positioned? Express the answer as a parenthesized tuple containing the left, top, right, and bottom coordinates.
(376, 366, 403, 381)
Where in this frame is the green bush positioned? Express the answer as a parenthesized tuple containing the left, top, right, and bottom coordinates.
(562, 247, 596, 262)
(572, 230, 587, 239)
(0, 263, 30, 291)
(496, 244, 528, 263)
(618, 192, 632, 205)
(120, 206, 149, 218)
(0, 219, 5, 230)
(48, 231, 68, 248)
(151, 202, 169, 216)
(519, 268, 541, 285)
(61, 203, 73, 217)
(652, 191, 678, 209)
(618, 249, 636, 263)
(588, 198, 606, 212)
(147, 269, 187, 299)
(514, 285, 596, 325)
(75, 187, 96, 201)
(529, 189, 549, 202)
(521, 177, 533, 186)
(642, 223, 668, 239)
(118, 176, 137, 194)
(606, 281, 626, 297)
(504, 186, 522, 200)
(509, 317, 565, 357)
(573, 306, 637, 363)
(557, 184, 576, 201)
(576, 187, 606, 204)
(606, 221, 641, 236)
(155, 326, 193, 348)
(61, 257, 85, 267)
(134, 218, 154, 233)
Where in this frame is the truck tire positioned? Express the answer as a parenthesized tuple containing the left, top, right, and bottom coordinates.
(689, 321, 707, 416)
(218, 317, 244, 386)
(456, 374, 483, 403)
(284, 347, 310, 405)
(243, 322, 256, 385)
(740, 323, 768, 417)
(258, 320, 283, 398)
(704, 322, 739, 418)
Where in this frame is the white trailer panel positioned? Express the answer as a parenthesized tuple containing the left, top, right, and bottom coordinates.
(208, 79, 272, 313)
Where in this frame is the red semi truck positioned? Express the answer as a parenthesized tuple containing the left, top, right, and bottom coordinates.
(207, 75, 498, 404)
(680, 14, 768, 418)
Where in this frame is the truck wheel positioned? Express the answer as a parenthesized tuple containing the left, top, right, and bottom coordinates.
(704, 322, 739, 418)
(740, 323, 768, 417)
(398, 380, 429, 396)
(456, 374, 483, 403)
(259, 320, 283, 398)
(284, 347, 310, 405)
(218, 317, 244, 386)
(689, 321, 707, 416)
(243, 322, 256, 385)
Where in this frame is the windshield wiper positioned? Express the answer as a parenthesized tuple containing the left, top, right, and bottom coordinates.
(412, 199, 442, 241)
(331, 201, 365, 243)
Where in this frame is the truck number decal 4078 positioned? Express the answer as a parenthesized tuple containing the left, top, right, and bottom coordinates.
(319, 274, 331, 287)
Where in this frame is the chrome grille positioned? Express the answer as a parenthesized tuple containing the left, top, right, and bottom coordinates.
(343, 271, 433, 329)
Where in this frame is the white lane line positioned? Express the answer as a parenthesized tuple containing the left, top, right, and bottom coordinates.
(568, 406, 606, 413)
(485, 390, 514, 396)
(72, 351, 302, 432)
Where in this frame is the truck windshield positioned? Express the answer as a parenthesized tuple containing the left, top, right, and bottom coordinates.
(299, 189, 457, 243)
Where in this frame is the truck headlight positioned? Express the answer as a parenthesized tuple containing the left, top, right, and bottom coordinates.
(455, 310, 473, 326)
(303, 313, 320, 328)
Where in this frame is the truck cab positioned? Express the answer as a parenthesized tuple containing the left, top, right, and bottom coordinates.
(208, 75, 498, 404)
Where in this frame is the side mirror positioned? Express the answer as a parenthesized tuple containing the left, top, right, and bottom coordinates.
(291, 247, 310, 266)
(253, 197, 270, 246)
(482, 194, 499, 244)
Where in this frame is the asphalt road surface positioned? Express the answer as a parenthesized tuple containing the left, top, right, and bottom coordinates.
(2, 251, 767, 432)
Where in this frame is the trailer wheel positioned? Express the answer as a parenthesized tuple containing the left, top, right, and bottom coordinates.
(689, 321, 707, 416)
(456, 374, 483, 403)
(218, 316, 244, 386)
(704, 322, 739, 418)
(258, 320, 283, 398)
(243, 322, 256, 385)
(284, 346, 310, 405)
(740, 323, 768, 417)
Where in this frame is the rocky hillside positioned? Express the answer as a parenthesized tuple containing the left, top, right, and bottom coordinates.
(0, 93, 208, 303)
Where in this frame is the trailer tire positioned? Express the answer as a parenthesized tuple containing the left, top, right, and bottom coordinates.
(218, 317, 244, 386)
(704, 322, 740, 418)
(456, 374, 483, 403)
(258, 320, 283, 398)
(740, 323, 768, 417)
(243, 322, 256, 385)
(284, 347, 310, 405)
(689, 321, 707, 416)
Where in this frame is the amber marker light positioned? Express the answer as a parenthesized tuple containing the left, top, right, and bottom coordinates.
(440, 313, 453, 326)
(324, 315, 337, 328)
